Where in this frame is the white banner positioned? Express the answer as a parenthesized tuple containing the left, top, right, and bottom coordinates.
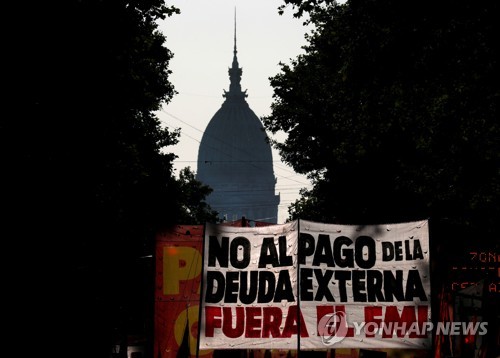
(199, 221, 299, 350)
(299, 220, 431, 349)
(199, 220, 431, 350)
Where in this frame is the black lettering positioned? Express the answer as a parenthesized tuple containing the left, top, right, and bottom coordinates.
(405, 269, 427, 301)
(334, 236, 354, 268)
(383, 270, 405, 302)
(355, 236, 376, 269)
(394, 241, 403, 261)
(335, 270, 351, 302)
(352, 270, 367, 302)
(259, 237, 280, 267)
(382, 242, 394, 261)
(278, 235, 293, 266)
(274, 270, 295, 302)
(205, 271, 225, 303)
(313, 234, 335, 266)
(314, 269, 335, 301)
(239, 271, 258, 304)
(298, 233, 315, 264)
(224, 271, 239, 303)
(413, 239, 424, 260)
(230, 237, 250, 269)
(300, 268, 314, 301)
(366, 270, 385, 302)
(405, 240, 413, 260)
(257, 271, 276, 303)
(208, 236, 229, 267)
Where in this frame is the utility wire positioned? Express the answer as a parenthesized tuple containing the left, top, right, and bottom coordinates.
(161, 109, 311, 186)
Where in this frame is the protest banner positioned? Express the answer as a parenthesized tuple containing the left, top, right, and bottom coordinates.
(199, 221, 299, 350)
(299, 220, 431, 349)
(198, 219, 431, 350)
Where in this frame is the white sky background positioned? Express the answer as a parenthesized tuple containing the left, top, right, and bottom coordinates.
(157, 0, 313, 223)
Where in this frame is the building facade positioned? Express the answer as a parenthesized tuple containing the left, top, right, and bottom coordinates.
(196, 25, 279, 224)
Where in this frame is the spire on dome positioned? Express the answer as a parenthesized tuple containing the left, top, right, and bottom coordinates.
(233, 7, 237, 61)
(224, 8, 247, 100)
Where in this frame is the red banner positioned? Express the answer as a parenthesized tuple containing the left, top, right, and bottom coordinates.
(155, 225, 211, 358)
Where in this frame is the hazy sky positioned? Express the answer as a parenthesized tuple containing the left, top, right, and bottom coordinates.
(157, 0, 313, 223)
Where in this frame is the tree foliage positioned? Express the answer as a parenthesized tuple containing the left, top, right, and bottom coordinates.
(176, 167, 219, 224)
(8, 1, 214, 357)
(266, 0, 499, 238)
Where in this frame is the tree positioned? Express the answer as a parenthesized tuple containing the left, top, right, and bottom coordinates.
(265, 0, 499, 242)
(267, 7, 500, 351)
(176, 167, 219, 224)
(6, 1, 213, 357)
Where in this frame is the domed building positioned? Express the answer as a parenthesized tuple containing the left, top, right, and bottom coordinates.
(196, 25, 279, 224)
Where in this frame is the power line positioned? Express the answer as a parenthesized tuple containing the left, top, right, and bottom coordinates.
(203, 188, 305, 193)
(175, 160, 289, 163)
(166, 127, 202, 144)
(161, 109, 311, 186)
(161, 110, 310, 219)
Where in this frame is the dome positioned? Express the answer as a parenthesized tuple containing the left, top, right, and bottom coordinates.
(196, 26, 279, 223)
